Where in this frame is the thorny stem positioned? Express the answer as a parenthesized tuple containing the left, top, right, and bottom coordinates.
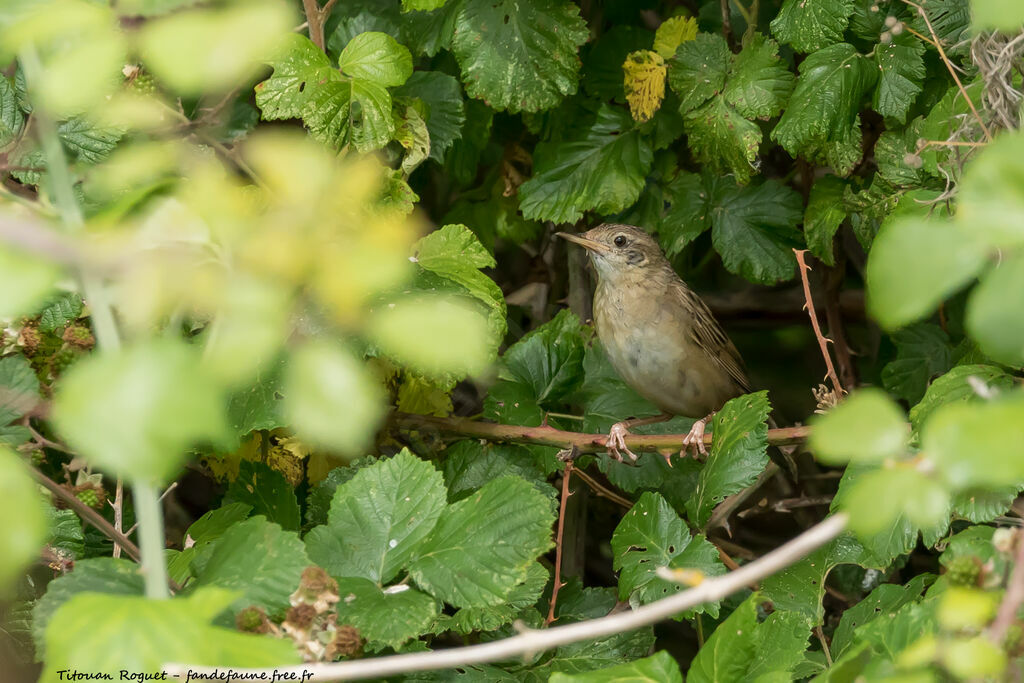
(989, 530, 1024, 643)
(794, 250, 845, 398)
(546, 462, 574, 626)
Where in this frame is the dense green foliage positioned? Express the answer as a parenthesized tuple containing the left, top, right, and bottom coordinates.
(1, 0, 1024, 679)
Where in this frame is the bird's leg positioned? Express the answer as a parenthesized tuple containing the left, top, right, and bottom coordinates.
(605, 413, 672, 463)
(681, 412, 716, 459)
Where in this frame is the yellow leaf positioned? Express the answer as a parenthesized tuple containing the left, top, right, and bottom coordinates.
(623, 50, 666, 123)
(653, 16, 699, 59)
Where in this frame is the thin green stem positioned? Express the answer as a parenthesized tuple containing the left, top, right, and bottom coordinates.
(20, 46, 167, 600)
(132, 481, 170, 599)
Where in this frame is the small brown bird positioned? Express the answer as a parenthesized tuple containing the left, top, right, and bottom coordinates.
(558, 224, 750, 463)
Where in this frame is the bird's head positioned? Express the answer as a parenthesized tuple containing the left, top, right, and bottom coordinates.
(556, 224, 668, 284)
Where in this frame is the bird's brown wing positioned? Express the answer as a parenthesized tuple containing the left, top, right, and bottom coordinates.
(678, 284, 752, 394)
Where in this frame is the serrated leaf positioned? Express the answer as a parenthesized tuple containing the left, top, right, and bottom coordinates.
(37, 291, 83, 333)
(804, 175, 847, 265)
(667, 33, 730, 114)
(57, 117, 124, 165)
(881, 324, 953, 405)
(484, 309, 587, 424)
(967, 253, 1024, 367)
(32, 557, 144, 656)
(582, 25, 652, 102)
(623, 50, 666, 123)
(770, 0, 854, 53)
(612, 492, 726, 615)
(339, 31, 412, 86)
(875, 121, 933, 189)
(0, 77, 23, 147)
(910, 364, 1014, 430)
(550, 650, 683, 682)
(724, 34, 795, 119)
(435, 562, 549, 634)
(0, 449, 46, 594)
(687, 391, 771, 527)
(305, 450, 446, 584)
(226, 359, 286, 439)
(683, 96, 762, 184)
(911, 0, 970, 57)
(47, 506, 84, 559)
(451, 0, 589, 113)
(403, 0, 448, 10)
(0, 355, 41, 426)
(865, 216, 989, 329)
(336, 578, 438, 647)
(394, 71, 465, 162)
(443, 440, 556, 503)
(52, 339, 229, 483)
(653, 16, 698, 59)
(972, 0, 1024, 31)
(831, 575, 932, 659)
(519, 105, 654, 224)
(873, 34, 925, 123)
(772, 43, 877, 176)
(193, 516, 309, 616)
(223, 461, 299, 532)
(42, 588, 299, 676)
(409, 476, 555, 608)
(809, 388, 909, 465)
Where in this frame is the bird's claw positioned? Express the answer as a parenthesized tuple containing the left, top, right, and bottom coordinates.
(606, 422, 639, 463)
(681, 416, 710, 459)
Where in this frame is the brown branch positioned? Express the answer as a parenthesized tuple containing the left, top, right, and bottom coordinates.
(301, 0, 338, 52)
(572, 467, 632, 509)
(720, 0, 736, 50)
(738, 494, 835, 519)
(901, 0, 993, 142)
(794, 250, 845, 398)
(823, 260, 857, 391)
(112, 479, 124, 559)
(167, 514, 848, 681)
(546, 462, 573, 626)
(989, 530, 1024, 643)
(394, 413, 810, 454)
(30, 466, 142, 563)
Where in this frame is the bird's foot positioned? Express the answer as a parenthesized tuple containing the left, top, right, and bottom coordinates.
(681, 414, 713, 458)
(606, 422, 639, 463)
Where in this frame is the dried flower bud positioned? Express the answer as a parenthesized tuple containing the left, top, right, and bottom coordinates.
(236, 606, 272, 634)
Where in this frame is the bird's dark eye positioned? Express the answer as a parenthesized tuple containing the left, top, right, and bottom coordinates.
(613, 235, 627, 247)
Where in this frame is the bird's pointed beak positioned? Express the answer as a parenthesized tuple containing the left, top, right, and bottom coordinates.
(555, 232, 610, 253)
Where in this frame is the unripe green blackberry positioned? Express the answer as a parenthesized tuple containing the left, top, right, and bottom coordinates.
(52, 348, 76, 373)
(1004, 623, 1024, 656)
(946, 555, 982, 587)
(75, 487, 101, 509)
(131, 72, 156, 95)
(236, 606, 270, 633)
(62, 324, 95, 350)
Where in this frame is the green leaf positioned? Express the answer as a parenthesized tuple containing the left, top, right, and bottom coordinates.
(581, 25, 652, 102)
(688, 595, 812, 682)
(873, 34, 925, 123)
(305, 450, 446, 584)
(0, 76, 24, 147)
(956, 129, 1024, 249)
(409, 476, 555, 608)
(967, 254, 1024, 367)
(394, 71, 466, 162)
(910, 364, 1015, 430)
(687, 392, 772, 527)
(772, 43, 877, 176)
(770, 0, 854, 53)
(255, 34, 395, 152)
(223, 461, 300, 532)
(52, 339, 229, 483)
(683, 96, 762, 184)
(881, 324, 954, 405)
(804, 175, 847, 265)
(403, 0, 448, 10)
(304, 460, 374, 527)
(282, 340, 386, 454)
(865, 216, 989, 330)
(336, 577, 438, 647)
(831, 575, 932, 659)
(0, 355, 41, 426)
(612, 492, 726, 615)
(339, 31, 412, 86)
(667, 33, 730, 114)
(412, 224, 507, 347)
(519, 105, 654, 224)
(834, 464, 949, 541)
(809, 388, 909, 465)
(875, 123, 934, 189)
(434, 562, 549, 634)
(0, 449, 46, 594)
(724, 34, 795, 120)
(193, 516, 309, 617)
(549, 650, 683, 682)
(226, 359, 286, 439)
(42, 587, 299, 676)
(47, 506, 85, 559)
(923, 393, 1024, 489)
(443, 440, 556, 503)
(910, 0, 970, 58)
(32, 557, 144, 656)
(37, 291, 83, 333)
(972, 0, 1024, 31)
(451, 0, 589, 113)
